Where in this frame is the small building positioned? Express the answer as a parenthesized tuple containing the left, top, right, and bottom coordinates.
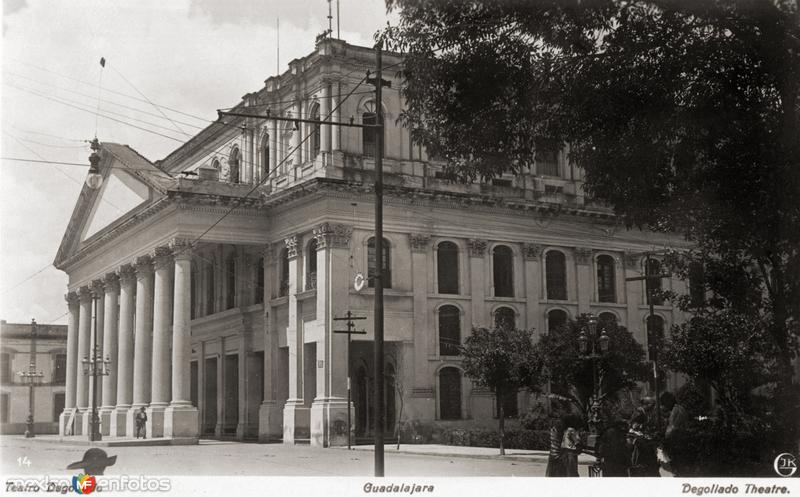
(54, 38, 690, 445)
(0, 320, 68, 435)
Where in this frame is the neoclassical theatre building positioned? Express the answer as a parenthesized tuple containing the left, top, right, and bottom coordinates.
(55, 38, 690, 445)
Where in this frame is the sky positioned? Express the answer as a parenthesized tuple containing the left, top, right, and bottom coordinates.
(0, 0, 398, 325)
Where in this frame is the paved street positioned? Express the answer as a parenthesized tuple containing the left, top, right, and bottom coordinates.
(0, 436, 548, 477)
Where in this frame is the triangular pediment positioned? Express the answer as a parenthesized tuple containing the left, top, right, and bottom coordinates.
(54, 143, 175, 268)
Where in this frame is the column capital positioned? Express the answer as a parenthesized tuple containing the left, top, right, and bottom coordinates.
(65, 291, 79, 306)
(261, 244, 273, 260)
(170, 238, 194, 261)
(409, 233, 431, 253)
(77, 286, 92, 302)
(624, 251, 641, 270)
(103, 272, 120, 293)
(152, 246, 173, 270)
(574, 247, 593, 265)
(133, 255, 154, 277)
(523, 243, 543, 260)
(313, 222, 352, 249)
(467, 239, 488, 258)
(116, 264, 136, 284)
(284, 235, 300, 260)
(90, 279, 105, 297)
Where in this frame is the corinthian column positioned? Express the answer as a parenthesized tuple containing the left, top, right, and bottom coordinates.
(148, 247, 173, 438)
(127, 255, 154, 437)
(59, 292, 79, 436)
(99, 273, 119, 436)
(112, 265, 135, 437)
(164, 239, 199, 441)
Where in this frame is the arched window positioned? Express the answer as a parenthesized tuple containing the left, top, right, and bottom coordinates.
(438, 305, 461, 356)
(597, 255, 616, 303)
(211, 158, 220, 170)
(646, 315, 665, 361)
(645, 258, 664, 305)
(547, 309, 568, 333)
(261, 137, 270, 179)
(306, 239, 318, 290)
(205, 261, 215, 315)
(225, 252, 236, 309)
(439, 367, 461, 420)
(437, 241, 459, 294)
(494, 306, 516, 330)
(310, 104, 321, 158)
(255, 257, 264, 304)
(367, 237, 391, 289)
(229, 147, 240, 184)
(362, 112, 377, 158)
(689, 261, 705, 307)
(599, 312, 617, 328)
(279, 248, 289, 297)
(545, 250, 567, 300)
(493, 245, 514, 297)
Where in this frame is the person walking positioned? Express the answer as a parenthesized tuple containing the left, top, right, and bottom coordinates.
(135, 406, 147, 439)
(628, 397, 660, 476)
(560, 414, 583, 477)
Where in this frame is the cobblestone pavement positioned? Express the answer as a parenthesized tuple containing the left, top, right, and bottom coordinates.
(0, 436, 548, 477)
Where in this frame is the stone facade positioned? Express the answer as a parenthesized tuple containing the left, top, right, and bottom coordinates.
(54, 38, 690, 445)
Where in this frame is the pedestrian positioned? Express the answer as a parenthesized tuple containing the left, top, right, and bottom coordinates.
(598, 419, 630, 477)
(560, 414, 582, 477)
(135, 406, 147, 439)
(659, 391, 689, 475)
(628, 397, 660, 477)
(545, 419, 565, 477)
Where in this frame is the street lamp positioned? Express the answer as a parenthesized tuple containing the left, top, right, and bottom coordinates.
(17, 361, 43, 438)
(85, 138, 103, 190)
(82, 294, 111, 441)
(577, 313, 611, 476)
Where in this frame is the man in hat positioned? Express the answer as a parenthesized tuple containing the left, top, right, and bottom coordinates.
(135, 406, 147, 439)
(66, 448, 117, 475)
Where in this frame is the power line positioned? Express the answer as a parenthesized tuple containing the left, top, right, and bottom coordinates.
(0, 263, 54, 296)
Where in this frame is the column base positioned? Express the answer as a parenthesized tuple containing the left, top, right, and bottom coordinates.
(310, 397, 352, 448)
(111, 405, 129, 437)
(127, 404, 148, 439)
(258, 401, 284, 442)
(146, 403, 168, 438)
(99, 407, 114, 436)
(79, 409, 90, 436)
(59, 408, 78, 436)
(164, 402, 198, 442)
(282, 399, 310, 444)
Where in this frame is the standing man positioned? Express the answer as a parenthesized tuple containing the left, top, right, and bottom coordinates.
(135, 406, 147, 439)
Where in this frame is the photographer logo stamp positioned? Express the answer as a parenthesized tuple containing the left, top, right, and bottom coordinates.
(773, 453, 797, 477)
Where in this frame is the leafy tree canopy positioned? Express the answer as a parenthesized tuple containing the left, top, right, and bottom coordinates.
(384, 0, 799, 381)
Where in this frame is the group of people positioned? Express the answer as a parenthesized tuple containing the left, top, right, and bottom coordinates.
(546, 392, 688, 477)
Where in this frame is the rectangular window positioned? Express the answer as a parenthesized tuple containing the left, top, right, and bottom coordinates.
(53, 354, 67, 384)
(0, 353, 10, 385)
(0, 393, 9, 423)
(53, 392, 65, 422)
(536, 147, 560, 177)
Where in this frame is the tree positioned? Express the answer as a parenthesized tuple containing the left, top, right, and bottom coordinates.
(459, 325, 542, 455)
(535, 315, 649, 419)
(384, 0, 800, 452)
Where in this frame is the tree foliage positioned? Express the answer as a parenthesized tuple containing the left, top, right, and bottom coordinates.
(460, 325, 542, 454)
(384, 0, 799, 377)
(535, 315, 649, 417)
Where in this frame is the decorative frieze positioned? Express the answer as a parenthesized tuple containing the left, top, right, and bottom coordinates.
(284, 235, 299, 259)
(408, 233, 431, 253)
(574, 248, 593, 265)
(467, 239, 488, 257)
(313, 222, 352, 249)
(522, 243, 542, 260)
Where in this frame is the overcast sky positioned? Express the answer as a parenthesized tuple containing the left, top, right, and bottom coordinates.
(1, 0, 396, 325)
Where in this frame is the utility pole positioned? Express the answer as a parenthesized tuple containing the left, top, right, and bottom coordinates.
(367, 40, 389, 477)
(18, 319, 43, 438)
(625, 252, 670, 430)
(333, 310, 366, 450)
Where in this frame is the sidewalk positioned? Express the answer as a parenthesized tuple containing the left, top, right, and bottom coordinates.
(19, 434, 195, 447)
(336, 443, 596, 465)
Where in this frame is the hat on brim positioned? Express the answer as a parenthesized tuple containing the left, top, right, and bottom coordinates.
(67, 448, 117, 470)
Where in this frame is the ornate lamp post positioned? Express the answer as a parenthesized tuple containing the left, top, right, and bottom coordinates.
(18, 363, 43, 438)
(577, 313, 610, 476)
(82, 294, 111, 441)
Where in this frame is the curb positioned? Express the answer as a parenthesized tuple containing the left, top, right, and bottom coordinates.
(338, 446, 593, 465)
